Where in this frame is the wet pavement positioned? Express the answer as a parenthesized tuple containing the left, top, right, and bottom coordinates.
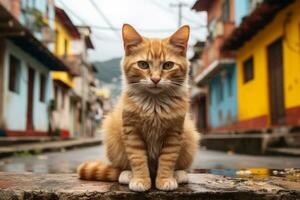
(0, 145, 299, 176)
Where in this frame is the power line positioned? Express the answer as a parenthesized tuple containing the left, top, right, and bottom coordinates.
(89, 0, 120, 39)
(57, 0, 205, 33)
(57, 0, 86, 25)
(56, 0, 204, 44)
(91, 24, 205, 32)
(150, 0, 205, 26)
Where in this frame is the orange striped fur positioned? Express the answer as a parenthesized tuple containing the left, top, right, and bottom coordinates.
(77, 24, 200, 191)
(77, 160, 121, 181)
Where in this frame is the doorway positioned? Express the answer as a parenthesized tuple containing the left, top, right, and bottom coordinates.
(198, 95, 207, 132)
(26, 67, 35, 130)
(267, 38, 285, 125)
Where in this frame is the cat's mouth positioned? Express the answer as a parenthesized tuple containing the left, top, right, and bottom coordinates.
(149, 85, 162, 89)
(146, 85, 163, 93)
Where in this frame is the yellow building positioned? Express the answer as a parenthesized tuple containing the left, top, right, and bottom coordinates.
(223, 0, 300, 130)
(50, 7, 81, 138)
(52, 6, 80, 88)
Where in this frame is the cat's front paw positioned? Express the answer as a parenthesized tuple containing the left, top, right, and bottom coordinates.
(156, 177, 178, 191)
(119, 170, 132, 184)
(129, 177, 151, 192)
(175, 170, 188, 184)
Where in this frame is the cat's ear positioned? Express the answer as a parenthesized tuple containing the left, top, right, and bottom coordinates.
(169, 25, 190, 56)
(122, 24, 143, 55)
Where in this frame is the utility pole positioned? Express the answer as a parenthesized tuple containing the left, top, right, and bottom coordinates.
(170, 2, 188, 27)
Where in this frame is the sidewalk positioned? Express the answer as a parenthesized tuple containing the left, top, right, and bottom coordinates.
(0, 137, 102, 158)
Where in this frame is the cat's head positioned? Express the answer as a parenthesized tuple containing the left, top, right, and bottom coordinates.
(121, 24, 190, 94)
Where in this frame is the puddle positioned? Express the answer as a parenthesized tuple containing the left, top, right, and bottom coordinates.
(193, 168, 300, 180)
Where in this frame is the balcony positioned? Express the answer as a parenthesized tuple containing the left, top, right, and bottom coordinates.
(60, 54, 82, 77)
(52, 72, 74, 88)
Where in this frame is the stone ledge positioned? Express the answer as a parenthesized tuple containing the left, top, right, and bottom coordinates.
(0, 172, 299, 200)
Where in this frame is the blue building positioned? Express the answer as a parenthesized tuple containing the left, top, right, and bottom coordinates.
(192, 0, 250, 132)
(207, 63, 237, 129)
(195, 60, 237, 131)
(0, 4, 67, 136)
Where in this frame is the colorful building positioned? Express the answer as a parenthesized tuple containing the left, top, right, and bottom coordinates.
(0, 1, 98, 139)
(192, 0, 250, 132)
(0, 0, 56, 46)
(0, 3, 67, 136)
(73, 26, 98, 137)
(50, 6, 81, 138)
(223, 0, 300, 131)
(19, 0, 56, 45)
(50, 8, 97, 138)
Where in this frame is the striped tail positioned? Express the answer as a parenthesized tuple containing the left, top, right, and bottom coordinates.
(77, 160, 121, 181)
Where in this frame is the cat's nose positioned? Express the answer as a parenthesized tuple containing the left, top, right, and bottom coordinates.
(150, 77, 161, 84)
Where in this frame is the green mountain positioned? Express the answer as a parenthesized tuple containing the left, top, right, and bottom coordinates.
(93, 58, 122, 83)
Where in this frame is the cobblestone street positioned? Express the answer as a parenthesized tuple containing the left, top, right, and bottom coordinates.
(0, 145, 299, 174)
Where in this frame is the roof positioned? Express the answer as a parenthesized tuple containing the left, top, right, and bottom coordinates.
(194, 59, 235, 86)
(191, 0, 214, 12)
(222, 0, 295, 50)
(0, 5, 68, 71)
(76, 25, 94, 49)
(55, 7, 80, 39)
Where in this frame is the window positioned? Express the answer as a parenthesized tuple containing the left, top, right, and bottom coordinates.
(54, 85, 59, 109)
(243, 57, 254, 83)
(8, 55, 21, 93)
(39, 74, 46, 102)
(64, 39, 68, 57)
(55, 30, 59, 53)
(222, 0, 230, 22)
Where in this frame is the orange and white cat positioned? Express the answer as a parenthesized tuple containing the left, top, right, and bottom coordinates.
(78, 24, 199, 192)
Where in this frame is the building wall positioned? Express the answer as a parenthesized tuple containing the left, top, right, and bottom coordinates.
(18, 0, 55, 42)
(50, 14, 76, 138)
(195, 0, 239, 133)
(0, 40, 5, 133)
(234, 0, 250, 25)
(52, 83, 71, 137)
(202, 0, 236, 68)
(73, 65, 90, 137)
(0, 0, 20, 18)
(54, 17, 72, 57)
(3, 40, 52, 133)
(208, 65, 237, 128)
(237, 1, 300, 127)
(207, 0, 222, 23)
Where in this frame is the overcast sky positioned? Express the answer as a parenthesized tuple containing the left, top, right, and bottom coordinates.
(56, 0, 207, 62)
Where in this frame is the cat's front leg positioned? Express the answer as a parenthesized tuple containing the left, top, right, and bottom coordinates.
(122, 119, 151, 191)
(156, 132, 182, 191)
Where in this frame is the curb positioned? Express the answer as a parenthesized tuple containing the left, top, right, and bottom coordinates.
(0, 138, 102, 158)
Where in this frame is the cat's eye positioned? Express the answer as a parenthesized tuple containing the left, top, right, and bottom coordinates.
(162, 61, 175, 70)
(137, 61, 150, 69)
